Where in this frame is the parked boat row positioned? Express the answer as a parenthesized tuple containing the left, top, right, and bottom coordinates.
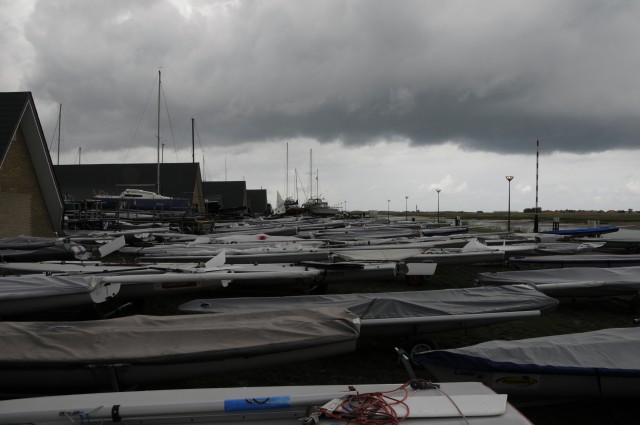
(2, 220, 639, 423)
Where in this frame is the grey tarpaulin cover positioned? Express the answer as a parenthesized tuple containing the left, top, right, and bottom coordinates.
(179, 285, 558, 319)
(508, 254, 640, 266)
(414, 327, 640, 376)
(477, 266, 640, 290)
(0, 307, 360, 365)
(0, 274, 102, 299)
(0, 236, 86, 261)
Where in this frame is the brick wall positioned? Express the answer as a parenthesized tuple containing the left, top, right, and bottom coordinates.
(0, 128, 56, 237)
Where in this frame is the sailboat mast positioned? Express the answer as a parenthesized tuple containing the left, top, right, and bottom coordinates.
(57, 104, 61, 165)
(534, 139, 540, 232)
(192, 118, 195, 163)
(157, 70, 161, 194)
(309, 149, 312, 199)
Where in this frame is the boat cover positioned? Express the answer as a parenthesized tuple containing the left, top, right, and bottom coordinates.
(0, 308, 360, 365)
(179, 285, 558, 318)
(0, 274, 104, 299)
(0, 236, 68, 250)
(534, 242, 604, 255)
(540, 226, 619, 236)
(0, 236, 87, 261)
(413, 327, 640, 376)
(477, 266, 640, 290)
(508, 254, 640, 266)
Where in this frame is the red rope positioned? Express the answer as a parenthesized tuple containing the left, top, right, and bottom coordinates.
(318, 381, 425, 425)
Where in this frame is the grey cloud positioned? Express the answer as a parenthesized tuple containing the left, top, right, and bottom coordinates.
(19, 0, 640, 156)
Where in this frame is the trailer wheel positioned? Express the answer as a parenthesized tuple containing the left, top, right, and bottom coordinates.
(407, 336, 438, 355)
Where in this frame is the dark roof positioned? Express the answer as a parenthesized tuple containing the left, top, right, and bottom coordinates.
(55, 163, 202, 201)
(202, 181, 247, 209)
(0, 92, 31, 163)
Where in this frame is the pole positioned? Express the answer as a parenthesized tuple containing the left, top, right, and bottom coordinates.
(192, 118, 195, 163)
(436, 189, 441, 223)
(506, 176, 514, 231)
(57, 104, 61, 165)
(157, 69, 161, 195)
(387, 199, 390, 222)
(405, 196, 408, 220)
(533, 139, 540, 233)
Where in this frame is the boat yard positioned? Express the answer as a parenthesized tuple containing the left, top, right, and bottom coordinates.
(1, 219, 639, 425)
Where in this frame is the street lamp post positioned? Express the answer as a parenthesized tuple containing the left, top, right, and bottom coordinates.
(387, 199, 390, 222)
(506, 176, 514, 231)
(436, 189, 441, 223)
(405, 196, 409, 221)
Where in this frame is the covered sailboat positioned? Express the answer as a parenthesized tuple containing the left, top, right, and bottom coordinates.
(412, 327, 640, 397)
(477, 266, 640, 297)
(179, 284, 558, 338)
(0, 307, 360, 393)
(0, 274, 120, 316)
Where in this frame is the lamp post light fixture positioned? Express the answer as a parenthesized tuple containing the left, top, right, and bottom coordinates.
(405, 196, 409, 221)
(505, 176, 514, 231)
(387, 199, 390, 222)
(436, 189, 441, 223)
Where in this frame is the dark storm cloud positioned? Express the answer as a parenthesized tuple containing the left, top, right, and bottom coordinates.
(21, 0, 640, 155)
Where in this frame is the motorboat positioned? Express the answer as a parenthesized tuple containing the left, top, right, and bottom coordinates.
(94, 188, 190, 212)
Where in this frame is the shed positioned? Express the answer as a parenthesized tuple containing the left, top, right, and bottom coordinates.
(247, 189, 269, 217)
(202, 181, 247, 215)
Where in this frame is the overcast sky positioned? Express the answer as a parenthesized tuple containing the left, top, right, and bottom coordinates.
(3, 0, 640, 213)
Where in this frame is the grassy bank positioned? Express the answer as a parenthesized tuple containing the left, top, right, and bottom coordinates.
(381, 210, 640, 226)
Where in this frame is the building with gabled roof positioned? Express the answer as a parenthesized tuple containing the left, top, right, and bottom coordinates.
(0, 92, 64, 237)
(247, 189, 270, 217)
(54, 163, 205, 212)
(202, 181, 248, 216)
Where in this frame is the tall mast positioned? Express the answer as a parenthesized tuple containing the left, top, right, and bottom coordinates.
(156, 70, 161, 194)
(533, 139, 540, 232)
(191, 118, 195, 163)
(309, 149, 312, 199)
(57, 104, 61, 165)
(286, 143, 289, 199)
